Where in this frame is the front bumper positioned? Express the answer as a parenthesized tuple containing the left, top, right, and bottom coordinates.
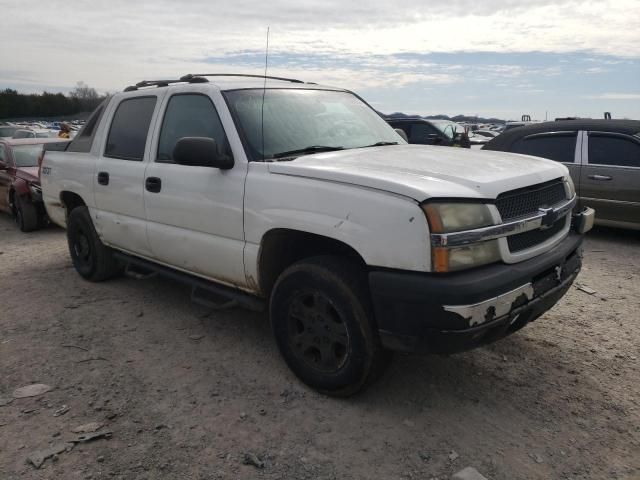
(370, 232, 584, 354)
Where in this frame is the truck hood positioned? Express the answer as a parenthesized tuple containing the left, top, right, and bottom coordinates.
(268, 144, 567, 201)
(16, 166, 40, 184)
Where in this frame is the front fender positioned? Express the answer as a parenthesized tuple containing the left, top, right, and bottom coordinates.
(244, 164, 432, 280)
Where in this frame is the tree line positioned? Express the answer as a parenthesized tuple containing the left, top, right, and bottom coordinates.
(0, 82, 106, 119)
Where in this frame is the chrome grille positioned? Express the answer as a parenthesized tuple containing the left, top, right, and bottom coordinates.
(496, 179, 567, 221)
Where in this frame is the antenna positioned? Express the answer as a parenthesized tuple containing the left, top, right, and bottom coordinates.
(261, 27, 270, 161)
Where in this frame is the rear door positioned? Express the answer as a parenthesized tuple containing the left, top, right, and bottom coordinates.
(143, 88, 248, 287)
(580, 132, 640, 227)
(92, 94, 162, 257)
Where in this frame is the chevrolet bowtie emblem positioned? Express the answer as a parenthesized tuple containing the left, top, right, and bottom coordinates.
(538, 207, 558, 229)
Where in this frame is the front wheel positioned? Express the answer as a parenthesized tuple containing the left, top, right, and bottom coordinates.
(15, 195, 39, 232)
(270, 256, 388, 396)
(66, 206, 122, 281)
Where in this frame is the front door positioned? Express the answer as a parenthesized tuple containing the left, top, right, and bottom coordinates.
(143, 90, 247, 288)
(510, 130, 581, 199)
(92, 95, 160, 257)
(581, 131, 640, 226)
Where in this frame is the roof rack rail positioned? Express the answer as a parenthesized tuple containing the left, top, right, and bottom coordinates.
(123, 76, 209, 92)
(123, 73, 307, 92)
(180, 73, 305, 84)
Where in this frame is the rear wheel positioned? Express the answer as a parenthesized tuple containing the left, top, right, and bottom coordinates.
(66, 206, 121, 281)
(15, 195, 39, 232)
(270, 256, 388, 396)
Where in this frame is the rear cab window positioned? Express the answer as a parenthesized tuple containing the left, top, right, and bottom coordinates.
(68, 99, 109, 153)
(104, 96, 157, 161)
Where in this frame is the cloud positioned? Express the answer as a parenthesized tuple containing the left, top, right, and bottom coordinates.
(0, 0, 638, 93)
(586, 93, 640, 100)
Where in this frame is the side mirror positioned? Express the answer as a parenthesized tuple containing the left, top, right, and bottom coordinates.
(173, 137, 234, 170)
(394, 128, 409, 143)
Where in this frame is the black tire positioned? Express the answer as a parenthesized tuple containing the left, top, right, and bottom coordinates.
(270, 255, 389, 396)
(15, 195, 39, 232)
(66, 206, 121, 281)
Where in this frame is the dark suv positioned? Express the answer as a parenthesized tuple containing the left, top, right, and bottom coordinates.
(483, 120, 640, 230)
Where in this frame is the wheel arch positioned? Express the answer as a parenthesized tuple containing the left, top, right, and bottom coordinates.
(59, 191, 87, 219)
(257, 228, 367, 297)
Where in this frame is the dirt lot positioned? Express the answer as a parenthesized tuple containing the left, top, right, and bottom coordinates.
(1, 215, 639, 480)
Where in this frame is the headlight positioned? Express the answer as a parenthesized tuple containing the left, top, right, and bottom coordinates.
(422, 202, 500, 272)
(422, 202, 494, 233)
(564, 176, 575, 198)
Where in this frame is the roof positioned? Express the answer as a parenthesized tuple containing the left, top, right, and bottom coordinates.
(484, 119, 640, 151)
(1, 138, 70, 146)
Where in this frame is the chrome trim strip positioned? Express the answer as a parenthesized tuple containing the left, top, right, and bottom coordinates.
(443, 282, 535, 327)
(431, 195, 576, 247)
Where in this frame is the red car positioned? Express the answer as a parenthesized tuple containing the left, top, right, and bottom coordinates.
(0, 138, 69, 231)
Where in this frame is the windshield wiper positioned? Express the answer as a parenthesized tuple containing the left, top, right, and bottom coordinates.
(272, 145, 345, 159)
(362, 141, 399, 148)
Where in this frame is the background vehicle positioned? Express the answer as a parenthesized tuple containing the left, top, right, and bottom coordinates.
(474, 129, 500, 139)
(42, 74, 593, 395)
(0, 125, 20, 139)
(386, 118, 477, 147)
(483, 119, 640, 230)
(12, 128, 59, 139)
(386, 117, 454, 146)
(0, 138, 69, 231)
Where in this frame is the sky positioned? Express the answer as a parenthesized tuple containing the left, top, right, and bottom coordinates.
(1, 0, 639, 120)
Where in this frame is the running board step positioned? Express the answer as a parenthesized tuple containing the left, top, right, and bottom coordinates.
(191, 287, 238, 310)
(113, 252, 264, 312)
(124, 263, 158, 280)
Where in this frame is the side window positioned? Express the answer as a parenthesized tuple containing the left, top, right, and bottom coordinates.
(410, 123, 441, 144)
(105, 96, 157, 161)
(157, 94, 231, 163)
(588, 134, 640, 168)
(511, 133, 577, 163)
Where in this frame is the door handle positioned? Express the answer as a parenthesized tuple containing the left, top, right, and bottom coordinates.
(97, 172, 109, 185)
(145, 177, 162, 193)
(587, 174, 612, 181)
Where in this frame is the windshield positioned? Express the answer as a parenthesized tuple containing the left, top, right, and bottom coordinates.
(12, 145, 42, 167)
(224, 89, 403, 160)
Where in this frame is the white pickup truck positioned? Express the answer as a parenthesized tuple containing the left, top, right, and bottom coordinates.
(41, 74, 594, 395)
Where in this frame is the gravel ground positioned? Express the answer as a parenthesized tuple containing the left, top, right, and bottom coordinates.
(0, 214, 639, 480)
